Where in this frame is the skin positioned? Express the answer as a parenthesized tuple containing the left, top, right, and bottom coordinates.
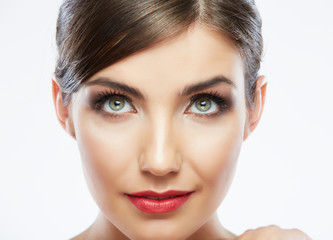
(53, 24, 310, 240)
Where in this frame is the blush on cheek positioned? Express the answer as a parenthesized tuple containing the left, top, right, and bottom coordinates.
(74, 113, 139, 200)
(185, 119, 243, 179)
(182, 124, 243, 221)
(181, 114, 245, 215)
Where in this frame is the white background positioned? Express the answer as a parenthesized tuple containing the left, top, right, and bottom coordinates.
(0, 0, 332, 239)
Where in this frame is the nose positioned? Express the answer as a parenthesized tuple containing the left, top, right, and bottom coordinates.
(139, 116, 182, 176)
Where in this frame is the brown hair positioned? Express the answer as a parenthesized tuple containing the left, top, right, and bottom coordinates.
(55, 0, 263, 107)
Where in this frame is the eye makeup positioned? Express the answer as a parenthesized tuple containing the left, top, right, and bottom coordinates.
(185, 90, 231, 119)
(91, 89, 137, 119)
(88, 88, 233, 120)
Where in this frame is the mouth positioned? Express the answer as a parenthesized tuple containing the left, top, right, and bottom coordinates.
(125, 190, 194, 214)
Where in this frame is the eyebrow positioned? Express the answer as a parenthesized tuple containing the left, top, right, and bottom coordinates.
(179, 76, 236, 97)
(85, 77, 145, 100)
(85, 75, 236, 100)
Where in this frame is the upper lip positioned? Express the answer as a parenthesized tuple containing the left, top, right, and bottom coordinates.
(126, 190, 194, 199)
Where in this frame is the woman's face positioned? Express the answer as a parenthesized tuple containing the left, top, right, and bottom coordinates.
(64, 24, 252, 239)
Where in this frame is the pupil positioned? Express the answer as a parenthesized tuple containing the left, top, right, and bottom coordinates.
(196, 98, 211, 112)
(109, 97, 124, 111)
(114, 100, 121, 107)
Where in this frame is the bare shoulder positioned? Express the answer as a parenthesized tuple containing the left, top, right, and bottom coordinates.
(70, 233, 84, 240)
(236, 225, 312, 240)
(70, 229, 90, 240)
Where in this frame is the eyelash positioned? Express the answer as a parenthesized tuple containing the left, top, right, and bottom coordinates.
(92, 89, 230, 119)
(187, 91, 229, 118)
(93, 90, 135, 118)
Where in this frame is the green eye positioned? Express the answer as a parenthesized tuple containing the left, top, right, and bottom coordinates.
(99, 93, 134, 115)
(107, 96, 125, 111)
(188, 95, 220, 115)
(195, 98, 212, 112)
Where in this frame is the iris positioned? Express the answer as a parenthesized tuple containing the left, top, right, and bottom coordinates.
(195, 98, 212, 112)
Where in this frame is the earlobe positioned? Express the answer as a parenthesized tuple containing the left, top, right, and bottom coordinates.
(243, 76, 267, 141)
(52, 77, 76, 139)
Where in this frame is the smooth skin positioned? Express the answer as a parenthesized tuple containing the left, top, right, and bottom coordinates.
(53, 24, 310, 240)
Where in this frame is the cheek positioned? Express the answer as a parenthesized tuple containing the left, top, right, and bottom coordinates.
(74, 112, 141, 202)
(183, 113, 245, 199)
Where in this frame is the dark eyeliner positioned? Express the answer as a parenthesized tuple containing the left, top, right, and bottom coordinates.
(92, 89, 134, 115)
(188, 91, 231, 117)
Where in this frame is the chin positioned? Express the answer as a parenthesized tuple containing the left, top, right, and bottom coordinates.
(121, 220, 196, 240)
(128, 231, 189, 240)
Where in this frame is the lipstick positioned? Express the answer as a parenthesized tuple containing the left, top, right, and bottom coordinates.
(126, 190, 193, 214)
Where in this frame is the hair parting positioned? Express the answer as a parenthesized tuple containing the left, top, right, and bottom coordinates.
(55, 0, 263, 107)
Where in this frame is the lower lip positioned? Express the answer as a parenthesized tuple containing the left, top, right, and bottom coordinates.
(127, 193, 192, 214)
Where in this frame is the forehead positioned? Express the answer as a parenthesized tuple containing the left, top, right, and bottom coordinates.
(87, 24, 244, 94)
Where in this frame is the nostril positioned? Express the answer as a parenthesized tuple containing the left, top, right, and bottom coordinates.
(138, 130, 183, 176)
(140, 163, 180, 176)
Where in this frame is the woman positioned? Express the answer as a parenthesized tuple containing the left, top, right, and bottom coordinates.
(52, 0, 311, 239)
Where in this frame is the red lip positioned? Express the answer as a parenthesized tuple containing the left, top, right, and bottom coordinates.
(126, 190, 193, 214)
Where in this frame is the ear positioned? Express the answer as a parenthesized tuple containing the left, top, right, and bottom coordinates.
(243, 76, 267, 141)
(52, 76, 76, 139)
